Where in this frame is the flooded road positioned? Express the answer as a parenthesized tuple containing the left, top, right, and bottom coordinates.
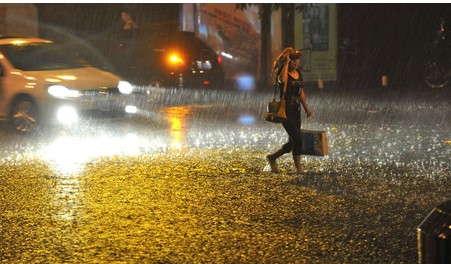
(0, 86, 450, 262)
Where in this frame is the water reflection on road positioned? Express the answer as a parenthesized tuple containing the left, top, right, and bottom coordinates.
(0, 87, 449, 177)
(162, 106, 191, 151)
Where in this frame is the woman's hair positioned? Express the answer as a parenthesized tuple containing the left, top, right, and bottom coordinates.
(272, 47, 303, 76)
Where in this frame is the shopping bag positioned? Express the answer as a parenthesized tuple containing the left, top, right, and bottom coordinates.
(264, 98, 287, 123)
(301, 129, 329, 156)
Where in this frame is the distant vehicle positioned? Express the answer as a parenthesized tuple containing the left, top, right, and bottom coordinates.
(0, 36, 137, 133)
(86, 29, 225, 89)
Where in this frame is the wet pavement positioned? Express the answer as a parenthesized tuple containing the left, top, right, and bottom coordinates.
(0, 86, 450, 263)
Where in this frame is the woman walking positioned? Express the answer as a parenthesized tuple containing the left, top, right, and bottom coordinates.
(267, 47, 312, 174)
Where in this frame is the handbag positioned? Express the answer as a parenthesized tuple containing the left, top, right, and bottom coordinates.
(264, 80, 288, 123)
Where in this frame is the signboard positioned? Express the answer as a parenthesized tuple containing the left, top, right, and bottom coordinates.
(295, 3, 337, 82)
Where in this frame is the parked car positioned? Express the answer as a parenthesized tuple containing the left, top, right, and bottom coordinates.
(0, 36, 137, 133)
(86, 29, 225, 89)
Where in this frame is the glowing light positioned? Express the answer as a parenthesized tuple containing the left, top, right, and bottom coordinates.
(170, 131, 183, 150)
(57, 106, 78, 125)
(25, 82, 36, 89)
(168, 53, 184, 65)
(118, 81, 133, 94)
(11, 40, 27, 45)
(57, 75, 76, 81)
(42, 136, 87, 175)
(163, 106, 190, 151)
(48, 85, 80, 98)
(170, 117, 182, 131)
(221, 52, 233, 59)
(125, 105, 137, 114)
(41, 133, 153, 175)
(236, 75, 255, 91)
(123, 133, 141, 155)
(238, 114, 256, 125)
(45, 78, 61, 83)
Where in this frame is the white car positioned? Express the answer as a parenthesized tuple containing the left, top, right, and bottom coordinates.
(0, 36, 137, 133)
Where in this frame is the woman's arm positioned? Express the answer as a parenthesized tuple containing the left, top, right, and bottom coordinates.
(300, 88, 312, 117)
(278, 55, 290, 84)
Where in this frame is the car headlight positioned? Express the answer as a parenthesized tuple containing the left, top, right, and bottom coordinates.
(118, 81, 133, 94)
(57, 106, 78, 124)
(48, 85, 80, 98)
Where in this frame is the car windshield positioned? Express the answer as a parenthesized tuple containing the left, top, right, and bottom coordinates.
(0, 42, 86, 71)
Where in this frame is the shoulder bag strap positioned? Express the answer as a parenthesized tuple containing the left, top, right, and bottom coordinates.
(282, 76, 288, 98)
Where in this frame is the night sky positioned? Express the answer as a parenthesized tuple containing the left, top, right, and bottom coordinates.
(338, 4, 451, 79)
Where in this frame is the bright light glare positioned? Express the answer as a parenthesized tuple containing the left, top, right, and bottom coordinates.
(238, 114, 256, 125)
(43, 136, 86, 175)
(168, 53, 184, 65)
(221, 51, 233, 59)
(45, 78, 61, 83)
(48, 85, 80, 98)
(57, 75, 76, 81)
(11, 40, 28, 45)
(41, 133, 154, 175)
(118, 81, 133, 94)
(237, 75, 255, 91)
(57, 106, 78, 124)
(125, 105, 137, 113)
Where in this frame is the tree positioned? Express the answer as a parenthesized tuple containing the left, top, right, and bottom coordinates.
(236, 4, 306, 88)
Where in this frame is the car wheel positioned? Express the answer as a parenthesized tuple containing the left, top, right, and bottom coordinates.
(10, 98, 39, 133)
